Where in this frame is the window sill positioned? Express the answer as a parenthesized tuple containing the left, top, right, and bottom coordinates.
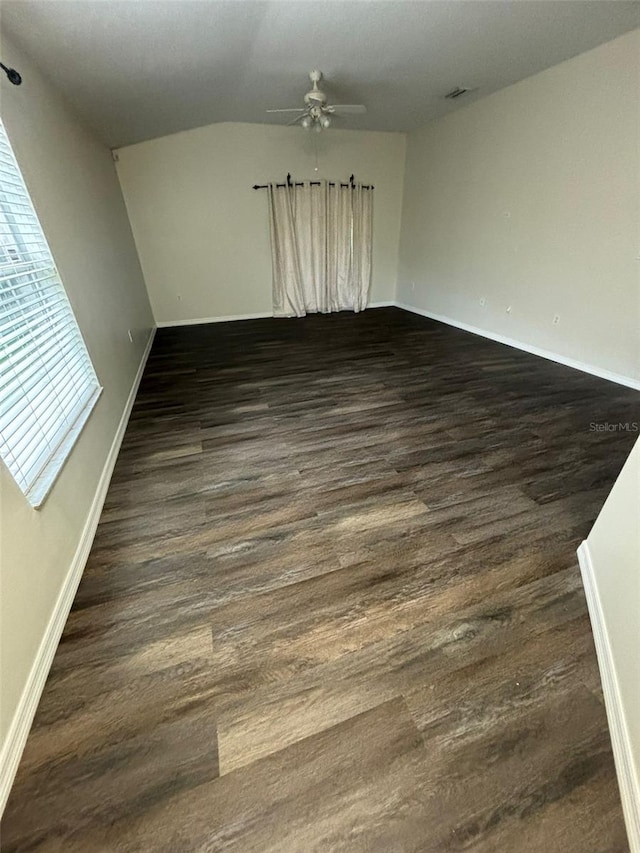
(25, 385, 103, 509)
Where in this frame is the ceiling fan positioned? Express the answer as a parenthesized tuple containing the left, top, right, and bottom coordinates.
(266, 70, 366, 131)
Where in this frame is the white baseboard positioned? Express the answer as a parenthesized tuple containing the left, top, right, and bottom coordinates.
(395, 302, 640, 391)
(0, 328, 156, 817)
(156, 311, 273, 327)
(577, 541, 640, 853)
(155, 302, 397, 328)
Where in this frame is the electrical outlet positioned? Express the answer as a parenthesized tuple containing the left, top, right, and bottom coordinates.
(553, 315, 560, 325)
(479, 297, 486, 307)
(127, 329, 133, 343)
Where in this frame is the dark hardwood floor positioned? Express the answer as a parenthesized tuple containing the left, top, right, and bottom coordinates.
(3, 306, 638, 852)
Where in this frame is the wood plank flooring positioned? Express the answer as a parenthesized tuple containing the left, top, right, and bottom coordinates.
(3, 306, 639, 852)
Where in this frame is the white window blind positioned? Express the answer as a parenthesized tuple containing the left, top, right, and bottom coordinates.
(0, 120, 101, 507)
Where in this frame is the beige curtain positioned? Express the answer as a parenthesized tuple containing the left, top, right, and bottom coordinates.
(268, 180, 373, 317)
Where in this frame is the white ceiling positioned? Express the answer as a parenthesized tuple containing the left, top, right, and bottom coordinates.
(2, 1, 639, 148)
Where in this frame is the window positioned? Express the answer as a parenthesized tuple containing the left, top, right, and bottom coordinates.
(0, 120, 101, 507)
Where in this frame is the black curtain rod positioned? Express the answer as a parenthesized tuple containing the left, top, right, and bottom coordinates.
(253, 172, 373, 190)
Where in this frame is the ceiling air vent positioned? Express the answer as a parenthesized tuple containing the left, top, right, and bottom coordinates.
(444, 86, 470, 100)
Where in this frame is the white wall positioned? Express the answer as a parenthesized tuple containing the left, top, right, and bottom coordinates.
(581, 436, 640, 848)
(0, 36, 154, 771)
(115, 122, 406, 324)
(397, 29, 640, 385)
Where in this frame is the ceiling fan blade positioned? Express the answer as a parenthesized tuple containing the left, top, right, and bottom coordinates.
(265, 108, 306, 113)
(329, 104, 367, 115)
(287, 113, 307, 126)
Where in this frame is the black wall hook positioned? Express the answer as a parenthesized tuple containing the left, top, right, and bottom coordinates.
(0, 63, 22, 85)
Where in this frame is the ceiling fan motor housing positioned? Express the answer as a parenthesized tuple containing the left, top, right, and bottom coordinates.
(304, 90, 327, 107)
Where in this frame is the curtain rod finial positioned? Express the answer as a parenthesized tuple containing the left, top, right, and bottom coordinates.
(0, 62, 22, 85)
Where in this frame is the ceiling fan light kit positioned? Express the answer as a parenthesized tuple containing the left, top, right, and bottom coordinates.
(266, 70, 366, 132)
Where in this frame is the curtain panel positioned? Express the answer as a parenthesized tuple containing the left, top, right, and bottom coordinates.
(268, 180, 373, 317)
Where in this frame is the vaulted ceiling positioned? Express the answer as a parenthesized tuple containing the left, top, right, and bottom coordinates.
(2, 0, 639, 148)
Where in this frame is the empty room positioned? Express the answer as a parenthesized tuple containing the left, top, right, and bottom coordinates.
(0, 1, 639, 850)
